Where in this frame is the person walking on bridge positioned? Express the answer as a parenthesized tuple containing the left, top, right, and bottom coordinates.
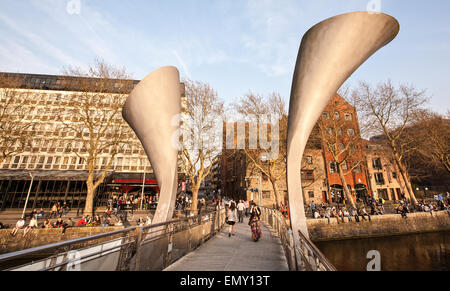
(237, 200, 245, 223)
(249, 203, 262, 242)
(226, 201, 238, 237)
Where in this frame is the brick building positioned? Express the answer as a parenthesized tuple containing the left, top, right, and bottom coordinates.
(363, 139, 410, 201)
(320, 94, 369, 203)
(220, 94, 403, 208)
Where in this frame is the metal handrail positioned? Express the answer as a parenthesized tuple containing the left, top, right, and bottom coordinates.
(296, 228, 337, 271)
(260, 207, 336, 271)
(0, 207, 226, 270)
(0, 226, 136, 263)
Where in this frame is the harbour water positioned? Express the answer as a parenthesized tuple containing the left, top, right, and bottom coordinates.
(315, 231, 450, 271)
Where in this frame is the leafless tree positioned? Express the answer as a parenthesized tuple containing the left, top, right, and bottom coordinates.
(58, 59, 136, 215)
(352, 80, 428, 205)
(0, 74, 37, 164)
(181, 80, 224, 215)
(232, 92, 287, 208)
(414, 110, 450, 174)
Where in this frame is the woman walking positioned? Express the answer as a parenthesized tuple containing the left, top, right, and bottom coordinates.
(226, 201, 238, 237)
(249, 203, 262, 242)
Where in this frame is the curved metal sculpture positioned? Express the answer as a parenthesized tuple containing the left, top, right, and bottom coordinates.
(287, 12, 399, 239)
(123, 66, 181, 224)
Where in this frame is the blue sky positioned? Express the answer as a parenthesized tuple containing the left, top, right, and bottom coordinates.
(0, 0, 448, 114)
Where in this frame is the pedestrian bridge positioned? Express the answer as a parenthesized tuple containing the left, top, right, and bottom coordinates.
(0, 208, 335, 271)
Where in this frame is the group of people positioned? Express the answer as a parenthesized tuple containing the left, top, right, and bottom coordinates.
(175, 195, 207, 215)
(10, 216, 74, 237)
(307, 192, 450, 222)
(225, 199, 262, 242)
(309, 202, 372, 224)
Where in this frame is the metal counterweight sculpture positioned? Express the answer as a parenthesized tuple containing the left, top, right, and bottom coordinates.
(287, 12, 399, 239)
(122, 66, 181, 224)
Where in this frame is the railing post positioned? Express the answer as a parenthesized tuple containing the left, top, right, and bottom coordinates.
(133, 226, 144, 271)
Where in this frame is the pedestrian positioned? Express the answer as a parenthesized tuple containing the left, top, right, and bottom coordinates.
(249, 203, 262, 242)
(351, 208, 360, 222)
(244, 200, 249, 217)
(23, 217, 38, 237)
(11, 218, 25, 237)
(226, 201, 238, 237)
(343, 208, 352, 222)
(310, 201, 316, 218)
(237, 200, 245, 223)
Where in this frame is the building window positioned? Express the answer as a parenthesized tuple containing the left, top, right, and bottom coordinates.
(308, 191, 314, 198)
(306, 156, 313, 164)
(329, 161, 338, 173)
(374, 173, 385, 185)
(393, 172, 397, 179)
(345, 113, 353, 121)
(322, 112, 330, 119)
(301, 170, 314, 180)
(262, 173, 268, 181)
(347, 128, 355, 136)
(339, 143, 345, 152)
(342, 160, 348, 170)
(262, 191, 271, 199)
(334, 111, 340, 120)
(372, 158, 382, 170)
(353, 164, 362, 173)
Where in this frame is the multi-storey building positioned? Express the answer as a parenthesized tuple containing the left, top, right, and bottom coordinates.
(221, 121, 326, 207)
(320, 94, 369, 203)
(0, 72, 185, 211)
(363, 139, 410, 201)
(220, 94, 406, 207)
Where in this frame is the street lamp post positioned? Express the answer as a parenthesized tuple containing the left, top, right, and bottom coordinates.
(22, 173, 34, 219)
(140, 171, 146, 210)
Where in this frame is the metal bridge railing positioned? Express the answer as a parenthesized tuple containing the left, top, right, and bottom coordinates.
(0, 208, 226, 271)
(260, 207, 336, 271)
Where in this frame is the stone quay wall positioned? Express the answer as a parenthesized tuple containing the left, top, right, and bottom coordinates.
(0, 226, 124, 255)
(307, 211, 450, 242)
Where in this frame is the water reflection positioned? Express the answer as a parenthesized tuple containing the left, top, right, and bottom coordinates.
(315, 231, 450, 271)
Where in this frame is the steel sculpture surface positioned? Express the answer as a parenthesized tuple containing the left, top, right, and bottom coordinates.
(287, 12, 399, 239)
(122, 66, 181, 224)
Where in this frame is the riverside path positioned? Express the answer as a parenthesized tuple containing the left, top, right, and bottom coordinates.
(164, 217, 289, 271)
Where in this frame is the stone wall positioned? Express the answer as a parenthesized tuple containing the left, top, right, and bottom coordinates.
(307, 211, 450, 242)
(0, 226, 124, 254)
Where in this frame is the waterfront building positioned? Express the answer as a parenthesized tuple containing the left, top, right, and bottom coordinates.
(0, 72, 185, 211)
(220, 94, 410, 207)
(363, 139, 410, 201)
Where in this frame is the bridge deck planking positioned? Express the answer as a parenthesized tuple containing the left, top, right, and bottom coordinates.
(164, 218, 289, 271)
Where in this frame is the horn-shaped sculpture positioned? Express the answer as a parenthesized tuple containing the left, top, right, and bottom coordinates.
(123, 66, 181, 224)
(287, 12, 399, 239)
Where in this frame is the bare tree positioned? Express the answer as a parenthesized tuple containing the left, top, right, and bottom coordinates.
(58, 59, 136, 215)
(181, 80, 224, 215)
(317, 95, 364, 208)
(0, 74, 36, 164)
(414, 110, 450, 174)
(353, 80, 428, 205)
(401, 110, 450, 185)
(232, 92, 287, 209)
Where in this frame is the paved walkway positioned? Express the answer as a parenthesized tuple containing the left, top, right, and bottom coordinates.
(164, 218, 289, 271)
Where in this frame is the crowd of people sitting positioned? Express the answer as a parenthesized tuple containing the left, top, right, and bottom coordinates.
(5, 203, 154, 238)
(306, 192, 450, 223)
